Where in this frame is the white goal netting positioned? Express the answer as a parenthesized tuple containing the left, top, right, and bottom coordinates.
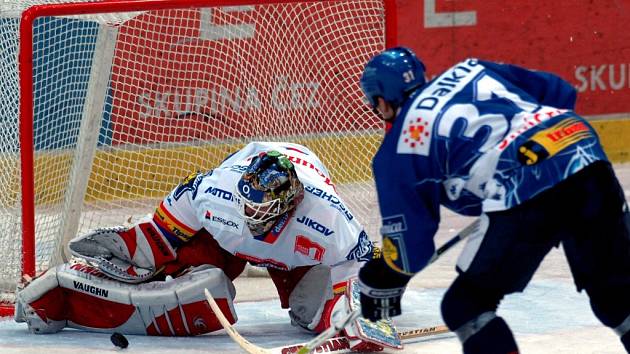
(0, 0, 387, 307)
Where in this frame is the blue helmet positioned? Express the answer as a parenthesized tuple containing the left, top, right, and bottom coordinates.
(360, 47, 426, 109)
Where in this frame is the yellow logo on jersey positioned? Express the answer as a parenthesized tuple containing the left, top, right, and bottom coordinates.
(181, 171, 199, 184)
(383, 236, 406, 273)
(154, 202, 197, 241)
(383, 236, 414, 275)
(518, 118, 592, 165)
(383, 237, 398, 261)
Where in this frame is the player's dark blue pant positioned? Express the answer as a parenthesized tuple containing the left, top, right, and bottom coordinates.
(441, 161, 630, 354)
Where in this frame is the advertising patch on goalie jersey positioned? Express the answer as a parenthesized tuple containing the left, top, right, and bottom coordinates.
(204, 210, 240, 230)
(383, 236, 412, 275)
(305, 185, 354, 221)
(296, 215, 334, 236)
(204, 186, 234, 202)
(294, 235, 326, 262)
(155, 201, 196, 242)
(346, 230, 373, 262)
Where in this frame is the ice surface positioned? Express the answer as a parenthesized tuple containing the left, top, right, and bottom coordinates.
(0, 280, 623, 353)
(1, 163, 629, 353)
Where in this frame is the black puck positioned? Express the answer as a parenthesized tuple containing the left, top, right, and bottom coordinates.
(110, 332, 129, 349)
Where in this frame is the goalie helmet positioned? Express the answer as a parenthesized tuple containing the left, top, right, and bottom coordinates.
(234, 150, 304, 235)
(360, 46, 426, 110)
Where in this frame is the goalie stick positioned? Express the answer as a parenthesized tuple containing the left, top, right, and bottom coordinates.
(206, 287, 449, 354)
(205, 288, 359, 354)
(205, 219, 479, 354)
(278, 325, 450, 354)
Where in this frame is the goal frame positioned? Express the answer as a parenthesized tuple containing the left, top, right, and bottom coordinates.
(0, 0, 397, 317)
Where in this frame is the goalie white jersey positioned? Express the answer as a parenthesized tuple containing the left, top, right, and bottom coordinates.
(156, 142, 373, 271)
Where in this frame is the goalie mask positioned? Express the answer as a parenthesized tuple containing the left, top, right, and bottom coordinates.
(234, 150, 304, 235)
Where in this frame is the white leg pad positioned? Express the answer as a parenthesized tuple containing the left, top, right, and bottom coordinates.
(15, 268, 67, 334)
(15, 262, 236, 336)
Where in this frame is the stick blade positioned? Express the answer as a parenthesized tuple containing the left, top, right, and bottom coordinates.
(204, 288, 272, 354)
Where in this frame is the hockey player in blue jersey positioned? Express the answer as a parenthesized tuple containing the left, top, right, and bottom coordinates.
(357, 47, 630, 354)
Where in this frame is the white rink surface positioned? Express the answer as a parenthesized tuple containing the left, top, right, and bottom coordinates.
(1, 163, 629, 354)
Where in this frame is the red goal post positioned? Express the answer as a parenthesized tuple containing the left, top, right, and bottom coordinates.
(0, 0, 397, 316)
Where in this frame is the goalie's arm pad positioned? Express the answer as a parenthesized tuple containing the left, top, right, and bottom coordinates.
(162, 229, 248, 280)
(15, 262, 236, 336)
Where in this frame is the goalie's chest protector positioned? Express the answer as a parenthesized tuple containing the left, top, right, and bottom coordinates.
(192, 142, 366, 270)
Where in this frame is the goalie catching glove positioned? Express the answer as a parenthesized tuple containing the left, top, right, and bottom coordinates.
(68, 215, 179, 283)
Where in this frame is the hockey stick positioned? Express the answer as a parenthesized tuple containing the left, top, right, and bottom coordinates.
(205, 288, 270, 354)
(399, 325, 450, 339)
(428, 218, 480, 264)
(291, 310, 360, 354)
(206, 219, 478, 354)
(205, 288, 359, 354)
(205, 286, 448, 354)
(271, 325, 450, 354)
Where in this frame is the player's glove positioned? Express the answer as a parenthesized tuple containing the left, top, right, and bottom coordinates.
(358, 257, 412, 321)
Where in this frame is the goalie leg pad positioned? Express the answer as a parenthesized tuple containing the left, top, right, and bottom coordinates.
(16, 262, 236, 336)
(130, 264, 237, 336)
(15, 268, 67, 334)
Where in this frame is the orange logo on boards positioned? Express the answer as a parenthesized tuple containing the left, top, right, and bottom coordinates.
(402, 117, 430, 148)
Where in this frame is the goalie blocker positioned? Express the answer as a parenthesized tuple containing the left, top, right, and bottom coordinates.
(15, 263, 236, 335)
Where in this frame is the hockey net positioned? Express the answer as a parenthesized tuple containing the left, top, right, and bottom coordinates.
(0, 0, 393, 315)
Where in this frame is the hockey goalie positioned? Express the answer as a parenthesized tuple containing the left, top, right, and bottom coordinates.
(15, 141, 397, 351)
